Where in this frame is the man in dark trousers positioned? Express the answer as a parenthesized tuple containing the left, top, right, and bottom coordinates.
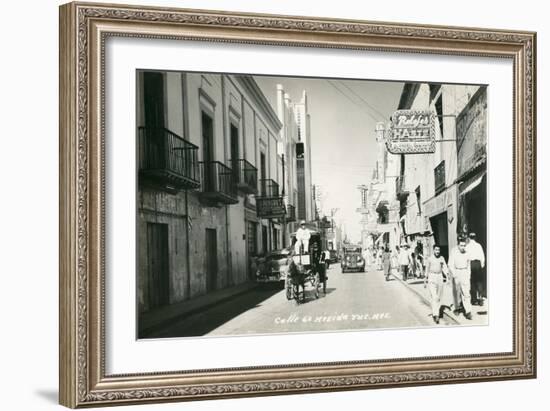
(466, 232, 486, 306)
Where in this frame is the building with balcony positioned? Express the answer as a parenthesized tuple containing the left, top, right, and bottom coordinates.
(386, 82, 486, 261)
(136, 71, 284, 326)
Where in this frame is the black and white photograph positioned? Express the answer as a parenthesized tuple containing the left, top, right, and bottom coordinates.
(136, 71, 488, 339)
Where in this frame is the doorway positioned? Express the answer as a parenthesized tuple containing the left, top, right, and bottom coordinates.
(262, 224, 268, 254)
(146, 222, 169, 309)
(202, 111, 214, 191)
(260, 151, 266, 195)
(463, 176, 487, 252)
(429, 212, 449, 261)
(143, 72, 165, 167)
(246, 221, 258, 280)
(230, 124, 240, 184)
(205, 228, 218, 292)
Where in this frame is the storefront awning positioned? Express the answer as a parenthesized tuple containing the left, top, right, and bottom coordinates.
(460, 173, 485, 197)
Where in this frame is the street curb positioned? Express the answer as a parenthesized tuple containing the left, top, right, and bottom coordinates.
(389, 272, 462, 326)
(139, 283, 259, 337)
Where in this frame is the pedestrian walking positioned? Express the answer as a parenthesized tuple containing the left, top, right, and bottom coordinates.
(424, 245, 449, 324)
(382, 245, 392, 281)
(249, 255, 258, 280)
(377, 246, 383, 270)
(391, 245, 399, 276)
(415, 240, 425, 278)
(466, 232, 486, 306)
(398, 243, 412, 281)
(449, 236, 473, 320)
(323, 249, 331, 269)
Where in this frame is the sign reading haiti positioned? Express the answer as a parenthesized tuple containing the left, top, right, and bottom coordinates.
(387, 110, 436, 154)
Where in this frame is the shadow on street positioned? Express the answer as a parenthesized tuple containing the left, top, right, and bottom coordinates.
(150, 286, 282, 338)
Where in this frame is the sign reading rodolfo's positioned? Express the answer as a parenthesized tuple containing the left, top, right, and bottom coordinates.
(386, 110, 436, 154)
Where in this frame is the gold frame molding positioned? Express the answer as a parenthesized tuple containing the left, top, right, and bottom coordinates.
(59, 1, 537, 408)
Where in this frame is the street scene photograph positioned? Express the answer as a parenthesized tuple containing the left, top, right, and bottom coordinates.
(135, 70, 488, 339)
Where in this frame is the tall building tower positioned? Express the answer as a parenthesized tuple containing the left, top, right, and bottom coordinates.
(294, 91, 314, 221)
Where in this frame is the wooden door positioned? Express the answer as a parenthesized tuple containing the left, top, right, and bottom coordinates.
(146, 222, 169, 309)
(205, 228, 218, 292)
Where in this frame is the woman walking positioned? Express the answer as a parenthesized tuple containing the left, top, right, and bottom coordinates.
(382, 245, 392, 281)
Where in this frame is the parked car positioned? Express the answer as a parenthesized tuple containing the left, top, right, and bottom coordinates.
(256, 249, 292, 287)
(328, 249, 338, 264)
(341, 245, 365, 273)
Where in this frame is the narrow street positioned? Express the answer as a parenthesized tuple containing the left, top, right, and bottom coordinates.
(148, 265, 451, 338)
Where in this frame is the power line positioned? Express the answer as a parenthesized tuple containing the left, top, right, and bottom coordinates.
(336, 80, 388, 121)
(313, 161, 376, 169)
(326, 80, 384, 124)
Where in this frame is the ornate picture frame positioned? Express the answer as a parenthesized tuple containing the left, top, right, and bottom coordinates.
(59, 1, 536, 408)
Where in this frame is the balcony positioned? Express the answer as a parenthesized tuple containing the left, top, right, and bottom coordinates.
(286, 204, 296, 222)
(231, 159, 258, 195)
(256, 179, 285, 219)
(200, 161, 238, 205)
(138, 127, 200, 190)
(256, 197, 286, 219)
(259, 179, 280, 198)
(395, 175, 409, 200)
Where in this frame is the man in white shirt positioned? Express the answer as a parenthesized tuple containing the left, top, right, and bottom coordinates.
(294, 220, 311, 255)
(448, 236, 473, 320)
(398, 244, 412, 281)
(466, 232, 486, 306)
(425, 245, 449, 324)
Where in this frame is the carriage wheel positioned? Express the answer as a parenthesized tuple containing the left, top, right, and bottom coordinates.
(314, 273, 320, 299)
(293, 284, 301, 305)
(285, 278, 292, 300)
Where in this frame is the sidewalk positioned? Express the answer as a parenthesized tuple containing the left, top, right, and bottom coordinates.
(139, 281, 258, 337)
(383, 266, 488, 326)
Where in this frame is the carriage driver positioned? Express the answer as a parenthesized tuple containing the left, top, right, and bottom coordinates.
(295, 220, 311, 255)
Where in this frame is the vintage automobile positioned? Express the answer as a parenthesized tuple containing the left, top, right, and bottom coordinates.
(255, 249, 292, 287)
(328, 249, 339, 263)
(341, 245, 365, 273)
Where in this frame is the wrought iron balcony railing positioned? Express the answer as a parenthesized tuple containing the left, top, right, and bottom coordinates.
(230, 159, 258, 195)
(138, 127, 200, 190)
(200, 161, 238, 205)
(259, 178, 280, 198)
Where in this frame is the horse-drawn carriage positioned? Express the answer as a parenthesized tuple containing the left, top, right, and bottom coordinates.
(285, 228, 327, 304)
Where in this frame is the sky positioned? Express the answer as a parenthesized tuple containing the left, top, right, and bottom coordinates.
(255, 75, 403, 243)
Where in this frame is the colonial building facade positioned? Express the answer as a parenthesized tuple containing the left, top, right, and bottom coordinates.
(136, 72, 313, 321)
(371, 83, 486, 261)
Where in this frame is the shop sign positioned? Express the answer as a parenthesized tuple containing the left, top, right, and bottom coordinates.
(386, 110, 436, 154)
(256, 197, 286, 219)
